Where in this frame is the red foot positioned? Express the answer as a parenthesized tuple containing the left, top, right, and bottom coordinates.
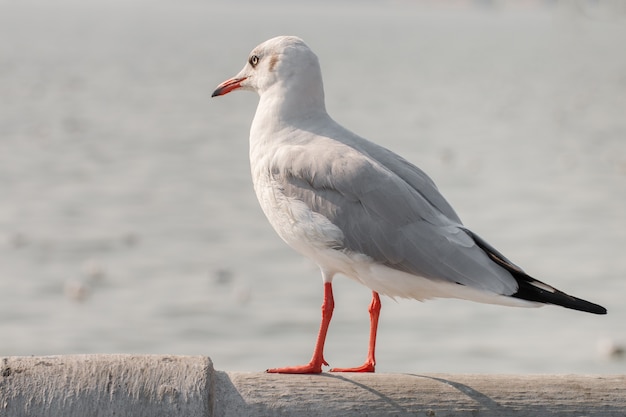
(267, 282, 335, 375)
(330, 292, 380, 373)
(329, 361, 375, 373)
(266, 286, 381, 375)
(267, 359, 328, 374)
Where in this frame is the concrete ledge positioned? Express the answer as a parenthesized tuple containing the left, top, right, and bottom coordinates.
(1, 355, 625, 417)
(0, 355, 212, 417)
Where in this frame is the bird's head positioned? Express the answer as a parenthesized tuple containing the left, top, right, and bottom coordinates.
(212, 36, 324, 101)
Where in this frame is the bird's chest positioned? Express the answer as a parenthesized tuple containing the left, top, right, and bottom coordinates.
(250, 163, 344, 259)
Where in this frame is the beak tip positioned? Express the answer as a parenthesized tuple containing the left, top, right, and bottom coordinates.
(211, 77, 247, 98)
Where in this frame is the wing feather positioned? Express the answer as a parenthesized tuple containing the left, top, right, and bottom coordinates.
(272, 133, 519, 295)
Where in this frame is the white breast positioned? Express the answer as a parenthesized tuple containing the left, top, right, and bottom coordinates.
(252, 166, 342, 254)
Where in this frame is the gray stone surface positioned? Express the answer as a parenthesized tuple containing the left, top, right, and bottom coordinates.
(0, 355, 212, 417)
(216, 372, 626, 417)
(2, 355, 625, 416)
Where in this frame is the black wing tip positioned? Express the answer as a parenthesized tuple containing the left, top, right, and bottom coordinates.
(513, 279, 607, 315)
(460, 229, 608, 315)
(573, 300, 607, 315)
(559, 298, 607, 315)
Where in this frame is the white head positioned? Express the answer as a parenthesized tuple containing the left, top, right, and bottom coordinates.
(212, 36, 326, 115)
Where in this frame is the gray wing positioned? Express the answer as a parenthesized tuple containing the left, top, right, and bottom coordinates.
(274, 133, 519, 295)
(347, 135, 463, 225)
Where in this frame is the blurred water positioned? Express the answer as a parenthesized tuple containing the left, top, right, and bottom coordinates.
(1, 1, 625, 374)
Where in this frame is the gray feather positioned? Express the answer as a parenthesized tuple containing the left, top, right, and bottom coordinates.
(271, 122, 519, 295)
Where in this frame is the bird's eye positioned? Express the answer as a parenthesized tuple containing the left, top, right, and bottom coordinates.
(249, 55, 260, 68)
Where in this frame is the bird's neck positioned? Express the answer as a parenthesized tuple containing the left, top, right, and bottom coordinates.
(252, 79, 328, 135)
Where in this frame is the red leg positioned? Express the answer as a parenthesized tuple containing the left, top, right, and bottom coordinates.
(330, 291, 381, 373)
(267, 282, 334, 374)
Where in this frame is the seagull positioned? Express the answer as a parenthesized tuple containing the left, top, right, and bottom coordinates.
(211, 36, 607, 374)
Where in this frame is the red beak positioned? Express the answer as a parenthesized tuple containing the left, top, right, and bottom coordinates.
(211, 77, 247, 97)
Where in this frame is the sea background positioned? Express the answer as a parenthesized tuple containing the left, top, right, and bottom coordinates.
(1, 0, 625, 374)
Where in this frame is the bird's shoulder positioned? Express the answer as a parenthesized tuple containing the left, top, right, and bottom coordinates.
(265, 122, 461, 224)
